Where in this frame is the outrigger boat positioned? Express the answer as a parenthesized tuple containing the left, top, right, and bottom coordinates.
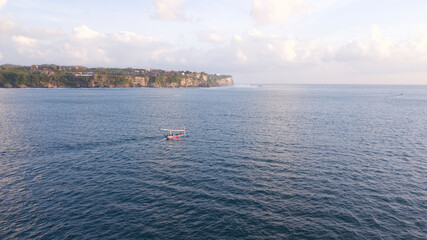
(160, 128, 189, 139)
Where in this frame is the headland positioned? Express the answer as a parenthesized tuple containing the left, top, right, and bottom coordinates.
(0, 64, 233, 88)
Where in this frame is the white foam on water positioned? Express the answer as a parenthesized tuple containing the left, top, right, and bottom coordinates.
(234, 84, 262, 88)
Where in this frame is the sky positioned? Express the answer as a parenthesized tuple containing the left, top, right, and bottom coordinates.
(0, 0, 426, 84)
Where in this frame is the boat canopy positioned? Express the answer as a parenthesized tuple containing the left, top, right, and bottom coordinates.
(160, 128, 186, 134)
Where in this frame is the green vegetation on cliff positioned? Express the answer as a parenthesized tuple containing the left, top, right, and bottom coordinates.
(0, 64, 234, 88)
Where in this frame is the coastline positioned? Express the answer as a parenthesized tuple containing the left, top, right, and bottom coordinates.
(0, 64, 234, 88)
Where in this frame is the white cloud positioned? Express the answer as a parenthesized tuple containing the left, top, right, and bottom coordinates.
(0, 0, 7, 10)
(0, 15, 14, 35)
(198, 32, 226, 43)
(0, 51, 3, 60)
(12, 35, 37, 46)
(252, 0, 309, 25)
(406, 25, 427, 52)
(153, 0, 186, 20)
(60, 43, 89, 63)
(0, 15, 63, 38)
(202, 26, 426, 84)
(279, 39, 297, 61)
(233, 35, 243, 42)
(335, 25, 393, 61)
(335, 40, 367, 61)
(111, 31, 154, 44)
(22, 27, 64, 39)
(0, 16, 173, 67)
(369, 25, 392, 58)
(230, 29, 318, 66)
(73, 25, 100, 39)
(0, 15, 426, 84)
(236, 50, 247, 62)
(10, 35, 43, 58)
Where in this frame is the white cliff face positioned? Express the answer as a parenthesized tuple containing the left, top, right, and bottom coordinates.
(215, 77, 234, 86)
(181, 78, 198, 87)
(131, 77, 148, 87)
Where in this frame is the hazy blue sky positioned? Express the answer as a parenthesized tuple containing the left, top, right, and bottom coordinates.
(1, 0, 426, 84)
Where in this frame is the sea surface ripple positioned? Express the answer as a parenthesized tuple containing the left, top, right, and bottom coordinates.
(0, 85, 426, 239)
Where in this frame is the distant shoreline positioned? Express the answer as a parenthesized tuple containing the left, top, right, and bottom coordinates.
(0, 64, 234, 88)
(0, 86, 234, 89)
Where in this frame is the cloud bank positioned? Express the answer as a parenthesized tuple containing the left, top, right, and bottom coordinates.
(1, 19, 426, 84)
(152, 0, 187, 20)
(252, 0, 309, 25)
(0, 0, 426, 84)
(0, 0, 7, 10)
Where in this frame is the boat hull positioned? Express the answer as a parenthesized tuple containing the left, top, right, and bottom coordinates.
(166, 133, 190, 139)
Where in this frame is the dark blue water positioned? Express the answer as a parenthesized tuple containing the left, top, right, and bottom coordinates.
(1, 85, 426, 239)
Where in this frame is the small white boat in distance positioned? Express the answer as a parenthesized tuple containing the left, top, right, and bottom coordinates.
(160, 128, 190, 139)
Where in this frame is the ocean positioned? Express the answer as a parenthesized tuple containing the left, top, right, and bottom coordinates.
(0, 85, 426, 239)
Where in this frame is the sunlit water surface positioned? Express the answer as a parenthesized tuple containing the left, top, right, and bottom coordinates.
(0, 85, 426, 239)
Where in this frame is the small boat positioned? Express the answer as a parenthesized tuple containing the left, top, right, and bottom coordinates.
(160, 128, 189, 139)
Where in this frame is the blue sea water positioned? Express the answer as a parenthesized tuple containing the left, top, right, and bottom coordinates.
(0, 85, 426, 239)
